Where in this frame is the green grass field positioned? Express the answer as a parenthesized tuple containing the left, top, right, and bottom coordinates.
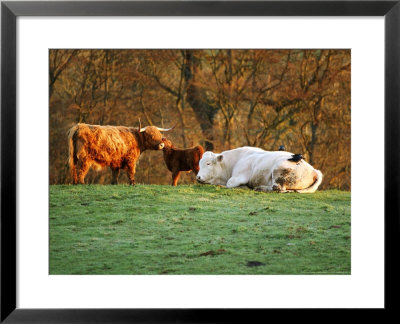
(49, 185, 350, 275)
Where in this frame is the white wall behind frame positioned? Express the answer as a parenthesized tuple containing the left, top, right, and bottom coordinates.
(17, 17, 384, 308)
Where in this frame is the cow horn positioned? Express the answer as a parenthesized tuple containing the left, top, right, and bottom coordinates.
(155, 123, 177, 132)
(138, 119, 148, 132)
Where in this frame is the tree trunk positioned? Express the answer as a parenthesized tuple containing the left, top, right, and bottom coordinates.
(309, 122, 317, 164)
(184, 50, 219, 151)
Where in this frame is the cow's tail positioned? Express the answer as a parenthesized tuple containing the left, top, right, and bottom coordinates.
(295, 169, 323, 193)
(197, 145, 205, 153)
(195, 145, 205, 158)
(67, 125, 79, 184)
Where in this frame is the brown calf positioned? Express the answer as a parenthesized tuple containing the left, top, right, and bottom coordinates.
(162, 139, 204, 186)
(67, 122, 173, 185)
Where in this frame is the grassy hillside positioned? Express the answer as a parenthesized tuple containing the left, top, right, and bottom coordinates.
(49, 185, 350, 275)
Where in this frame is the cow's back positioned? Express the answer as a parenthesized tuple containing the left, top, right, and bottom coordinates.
(246, 151, 320, 191)
(241, 151, 293, 188)
(221, 147, 265, 170)
(190, 145, 204, 163)
(177, 145, 204, 171)
(74, 124, 138, 167)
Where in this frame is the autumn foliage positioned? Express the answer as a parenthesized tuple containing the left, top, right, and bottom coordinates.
(50, 49, 350, 189)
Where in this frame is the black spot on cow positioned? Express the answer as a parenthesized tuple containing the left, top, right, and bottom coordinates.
(288, 154, 304, 163)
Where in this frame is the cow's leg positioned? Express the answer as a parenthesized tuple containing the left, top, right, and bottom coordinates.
(72, 171, 78, 185)
(253, 172, 283, 192)
(111, 168, 120, 185)
(72, 161, 79, 184)
(172, 171, 181, 186)
(254, 185, 274, 192)
(254, 184, 289, 193)
(272, 183, 288, 192)
(126, 163, 136, 186)
(226, 175, 248, 189)
(77, 159, 92, 184)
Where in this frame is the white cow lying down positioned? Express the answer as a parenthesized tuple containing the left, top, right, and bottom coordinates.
(196, 146, 323, 193)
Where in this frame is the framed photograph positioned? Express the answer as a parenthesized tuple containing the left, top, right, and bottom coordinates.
(1, 0, 398, 321)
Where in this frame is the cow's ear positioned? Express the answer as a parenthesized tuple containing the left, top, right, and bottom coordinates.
(217, 155, 223, 162)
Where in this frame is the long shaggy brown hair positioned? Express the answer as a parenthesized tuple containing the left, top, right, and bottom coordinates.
(68, 123, 171, 185)
(162, 138, 204, 186)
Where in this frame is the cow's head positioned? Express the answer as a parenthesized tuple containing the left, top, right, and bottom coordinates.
(138, 120, 175, 150)
(196, 151, 225, 185)
(161, 138, 173, 150)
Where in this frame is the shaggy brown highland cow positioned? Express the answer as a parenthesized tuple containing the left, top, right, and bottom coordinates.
(67, 122, 174, 185)
(162, 138, 204, 186)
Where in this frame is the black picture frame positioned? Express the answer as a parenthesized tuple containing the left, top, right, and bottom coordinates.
(1, 0, 398, 322)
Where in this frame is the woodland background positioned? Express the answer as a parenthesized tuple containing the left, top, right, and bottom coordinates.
(49, 49, 351, 189)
